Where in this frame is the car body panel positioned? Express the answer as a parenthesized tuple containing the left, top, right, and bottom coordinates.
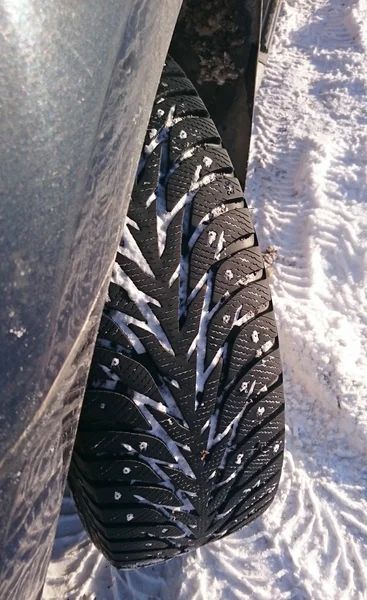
(0, 1, 181, 598)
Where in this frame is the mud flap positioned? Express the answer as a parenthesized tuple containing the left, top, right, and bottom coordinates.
(169, 0, 263, 187)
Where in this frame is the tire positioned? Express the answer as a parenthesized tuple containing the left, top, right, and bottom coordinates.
(68, 56, 284, 569)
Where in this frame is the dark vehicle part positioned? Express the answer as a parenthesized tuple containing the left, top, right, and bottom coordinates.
(169, 0, 263, 187)
(68, 56, 284, 569)
(0, 2, 182, 599)
(257, 0, 284, 89)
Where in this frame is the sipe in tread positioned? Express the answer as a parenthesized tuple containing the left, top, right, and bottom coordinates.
(68, 56, 285, 569)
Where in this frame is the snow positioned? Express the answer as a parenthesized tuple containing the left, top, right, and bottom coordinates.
(208, 230, 217, 245)
(44, 1, 367, 598)
(109, 264, 174, 355)
(131, 391, 195, 478)
(118, 219, 155, 278)
(214, 230, 225, 260)
(252, 330, 260, 343)
(9, 326, 26, 338)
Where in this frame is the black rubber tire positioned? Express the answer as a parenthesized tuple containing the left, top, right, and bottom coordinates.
(68, 56, 284, 569)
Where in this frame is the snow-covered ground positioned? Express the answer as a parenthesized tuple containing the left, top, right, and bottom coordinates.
(44, 0, 367, 598)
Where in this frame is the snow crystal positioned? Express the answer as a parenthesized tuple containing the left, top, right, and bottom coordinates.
(240, 381, 249, 393)
(9, 327, 26, 338)
(214, 231, 225, 260)
(262, 340, 274, 353)
(207, 230, 217, 246)
(203, 156, 213, 167)
(225, 181, 234, 194)
(212, 204, 227, 217)
(251, 331, 260, 343)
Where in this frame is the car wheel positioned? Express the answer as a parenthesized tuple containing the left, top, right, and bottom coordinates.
(68, 56, 284, 569)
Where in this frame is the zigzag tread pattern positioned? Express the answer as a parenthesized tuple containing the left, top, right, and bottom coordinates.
(68, 56, 284, 569)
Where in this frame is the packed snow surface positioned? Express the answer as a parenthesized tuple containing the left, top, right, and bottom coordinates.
(44, 0, 367, 598)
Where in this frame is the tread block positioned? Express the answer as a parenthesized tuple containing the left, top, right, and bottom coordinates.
(103, 523, 183, 542)
(79, 391, 150, 430)
(156, 75, 196, 99)
(74, 455, 162, 484)
(76, 431, 177, 464)
(145, 95, 209, 146)
(165, 146, 234, 213)
(76, 476, 184, 508)
(169, 118, 221, 163)
(112, 548, 181, 567)
(104, 538, 171, 552)
(191, 176, 244, 222)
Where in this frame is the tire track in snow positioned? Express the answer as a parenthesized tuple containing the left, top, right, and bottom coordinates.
(244, 0, 367, 598)
(42, 490, 114, 600)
